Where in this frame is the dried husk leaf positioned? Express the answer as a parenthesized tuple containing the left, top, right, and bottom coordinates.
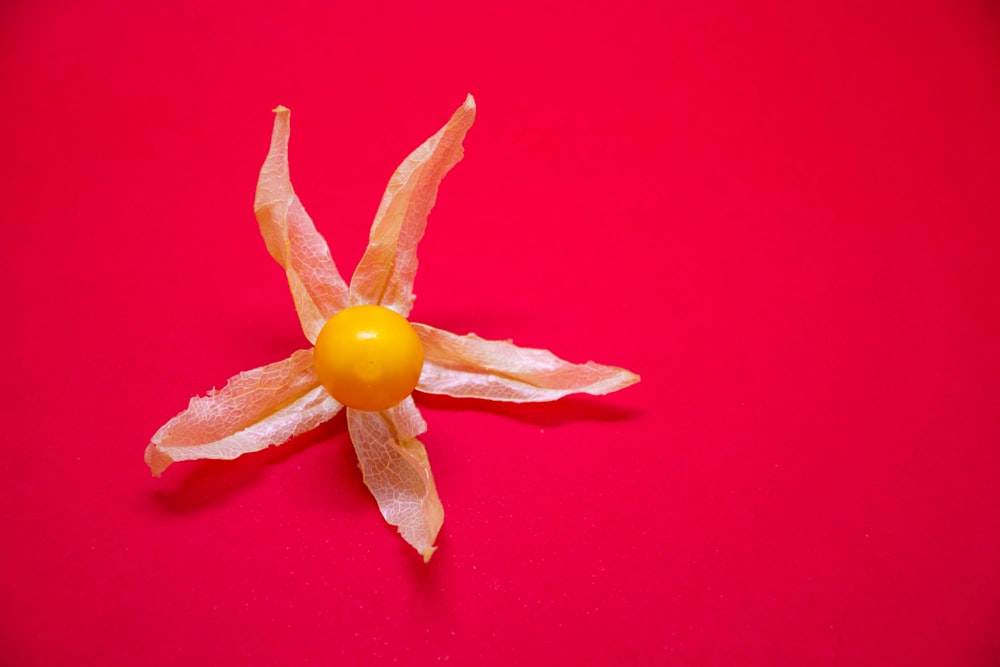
(255, 106, 350, 343)
(414, 323, 640, 402)
(349, 95, 476, 317)
(146, 349, 342, 476)
(346, 397, 443, 561)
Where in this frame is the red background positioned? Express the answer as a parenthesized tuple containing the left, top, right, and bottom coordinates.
(3, 1, 999, 664)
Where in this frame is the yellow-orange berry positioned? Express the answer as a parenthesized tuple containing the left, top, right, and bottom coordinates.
(313, 305, 424, 411)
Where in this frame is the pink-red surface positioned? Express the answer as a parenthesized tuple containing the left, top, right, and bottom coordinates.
(2, 1, 999, 665)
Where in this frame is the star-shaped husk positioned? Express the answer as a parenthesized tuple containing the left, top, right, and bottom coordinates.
(146, 96, 639, 561)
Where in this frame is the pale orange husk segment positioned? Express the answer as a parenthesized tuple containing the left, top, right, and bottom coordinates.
(145, 349, 342, 476)
(255, 106, 350, 344)
(349, 94, 476, 318)
(413, 323, 641, 402)
(346, 397, 443, 562)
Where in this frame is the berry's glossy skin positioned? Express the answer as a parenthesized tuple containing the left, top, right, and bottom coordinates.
(313, 305, 424, 412)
